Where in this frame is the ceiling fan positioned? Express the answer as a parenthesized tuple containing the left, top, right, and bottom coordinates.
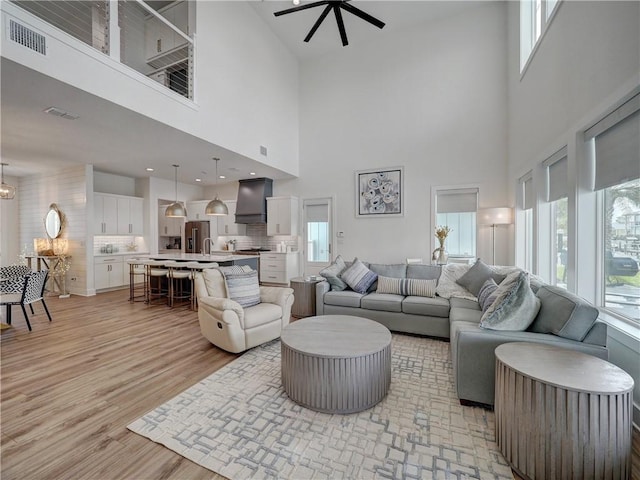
(274, 1, 385, 47)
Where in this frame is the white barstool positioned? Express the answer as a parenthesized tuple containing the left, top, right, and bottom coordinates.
(141, 260, 169, 306)
(126, 257, 147, 302)
(185, 261, 219, 310)
(164, 261, 192, 308)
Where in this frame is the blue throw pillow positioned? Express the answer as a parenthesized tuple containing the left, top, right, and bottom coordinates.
(319, 255, 348, 291)
(341, 258, 378, 294)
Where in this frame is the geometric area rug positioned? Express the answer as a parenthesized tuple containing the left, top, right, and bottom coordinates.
(128, 334, 514, 479)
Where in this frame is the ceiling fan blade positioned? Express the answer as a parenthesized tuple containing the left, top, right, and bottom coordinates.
(274, 1, 330, 17)
(333, 4, 348, 46)
(340, 2, 385, 29)
(304, 4, 333, 43)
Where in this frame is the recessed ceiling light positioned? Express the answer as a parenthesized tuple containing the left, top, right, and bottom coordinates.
(249, 172, 256, 176)
(146, 168, 154, 172)
(195, 178, 202, 182)
(219, 175, 226, 179)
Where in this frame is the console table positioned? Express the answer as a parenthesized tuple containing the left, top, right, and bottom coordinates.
(495, 342, 634, 480)
(281, 315, 392, 414)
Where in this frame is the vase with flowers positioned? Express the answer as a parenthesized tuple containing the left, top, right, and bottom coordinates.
(432, 225, 451, 265)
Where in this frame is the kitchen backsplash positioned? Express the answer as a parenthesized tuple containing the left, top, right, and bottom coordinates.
(94, 236, 145, 255)
(219, 224, 299, 251)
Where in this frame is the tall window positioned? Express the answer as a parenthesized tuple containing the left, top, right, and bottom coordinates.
(520, 0, 562, 72)
(304, 202, 330, 263)
(518, 172, 534, 272)
(544, 147, 569, 288)
(435, 188, 478, 259)
(586, 94, 640, 323)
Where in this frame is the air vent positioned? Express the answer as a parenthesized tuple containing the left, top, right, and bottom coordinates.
(9, 20, 46, 55)
(43, 107, 79, 121)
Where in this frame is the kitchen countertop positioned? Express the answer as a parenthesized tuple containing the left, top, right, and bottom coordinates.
(150, 253, 259, 262)
(94, 251, 150, 257)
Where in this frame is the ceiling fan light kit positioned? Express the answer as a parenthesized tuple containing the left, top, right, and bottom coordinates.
(274, 0, 385, 47)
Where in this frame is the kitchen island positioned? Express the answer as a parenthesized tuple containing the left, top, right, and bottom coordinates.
(150, 253, 259, 270)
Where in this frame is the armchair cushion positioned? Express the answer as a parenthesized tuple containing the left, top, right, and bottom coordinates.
(244, 303, 283, 329)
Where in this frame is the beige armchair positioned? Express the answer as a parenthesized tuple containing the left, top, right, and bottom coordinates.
(194, 268, 294, 353)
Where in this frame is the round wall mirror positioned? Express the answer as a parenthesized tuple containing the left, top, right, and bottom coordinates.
(45, 204, 63, 239)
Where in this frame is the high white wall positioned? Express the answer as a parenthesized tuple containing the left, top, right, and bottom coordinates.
(276, 2, 509, 264)
(0, 1, 299, 176)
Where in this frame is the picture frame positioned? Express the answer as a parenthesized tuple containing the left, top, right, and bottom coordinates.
(355, 167, 404, 218)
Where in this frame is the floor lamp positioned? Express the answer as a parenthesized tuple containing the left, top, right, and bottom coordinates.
(478, 207, 512, 265)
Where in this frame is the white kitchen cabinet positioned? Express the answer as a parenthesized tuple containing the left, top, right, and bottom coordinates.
(186, 200, 209, 221)
(267, 196, 299, 236)
(94, 194, 118, 234)
(117, 197, 144, 235)
(259, 252, 299, 285)
(94, 256, 125, 290)
(217, 200, 246, 236)
(158, 206, 184, 237)
(144, 1, 188, 63)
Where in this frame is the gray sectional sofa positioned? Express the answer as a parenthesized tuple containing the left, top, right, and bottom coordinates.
(315, 261, 609, 407)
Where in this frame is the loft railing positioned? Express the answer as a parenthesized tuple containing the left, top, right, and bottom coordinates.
(9, 0, 194, 100)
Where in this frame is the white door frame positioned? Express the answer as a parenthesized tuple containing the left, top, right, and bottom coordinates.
(301, 196, 336, 276)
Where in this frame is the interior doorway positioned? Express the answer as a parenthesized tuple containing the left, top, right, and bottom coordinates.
(302, 197, 333, 276)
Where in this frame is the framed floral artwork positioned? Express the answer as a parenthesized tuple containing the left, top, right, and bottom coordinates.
(355, 167, 404, 217)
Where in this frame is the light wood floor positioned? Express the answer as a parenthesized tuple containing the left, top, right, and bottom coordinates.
(1, 290, 638, 480)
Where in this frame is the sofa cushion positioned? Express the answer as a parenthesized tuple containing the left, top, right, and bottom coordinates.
(529, 286, 599, 341)
(450, 307, 483, 323)
(449, 297, 481, 310)
(480, 271, 540, 331)
(369, 263, 407, 278)
(221, 269, 261, 308)
(361, 293, 403, 313)
(341, 258, 378, 294)
(402, 296, 450, 317)
(477, 278, 499, 312)
(324, 290, 365, 308)
(376, 276, 436, 297)
(202, 268, 227, 298)
(455, 259, 506, 297)
(407, 264, 441, 281)
(319, 255, 348, 291)
(435, 264, 477, 300)
(244, 302, 283, 329)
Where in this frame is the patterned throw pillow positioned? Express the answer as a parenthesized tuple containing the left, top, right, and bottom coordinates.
(376, 276, 436, 297)
(220, 269, 260, 308)
(480, 271, 540, 331)
(341, 258, 378, 294)
(319, 255, 348, 291)
(477, 278, 499, 312)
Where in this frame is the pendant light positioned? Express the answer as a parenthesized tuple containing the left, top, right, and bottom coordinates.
(165, 164, 187, 217)
(0, 163, 16, 200)
(206, 158, 229, 216)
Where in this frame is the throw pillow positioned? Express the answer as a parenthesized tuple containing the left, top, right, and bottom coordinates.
(480, 271, 540, 331)
(319, 255, 348, 291)
(376, 276, 436, 297)
(221, 269, 260, 308)
(455, 258, 506, 297)
(528, 286, 599, 341)
(435, 264, 477, 301)
(341, 258, 378, 294)
(477, 278, 499, 312)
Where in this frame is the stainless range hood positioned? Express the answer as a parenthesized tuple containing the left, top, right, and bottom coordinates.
(235, 177, 273, 224)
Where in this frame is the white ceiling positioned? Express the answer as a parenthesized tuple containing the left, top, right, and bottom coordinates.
(0, 1, 477, 185)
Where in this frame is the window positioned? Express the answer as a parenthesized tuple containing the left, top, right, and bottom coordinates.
(544, 147, 569, 288)
(518, 172, 534, 272)
(304, 201, 331, 265)
(520, 0, 561, 72)
(586, 93, 640, 323)
(435, 188, 478, 259)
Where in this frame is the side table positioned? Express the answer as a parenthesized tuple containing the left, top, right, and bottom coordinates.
(495, 342, 634, 480)
(290, 276, 322, 318)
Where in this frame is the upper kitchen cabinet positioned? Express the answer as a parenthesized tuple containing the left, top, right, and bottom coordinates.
(95, 194, 144, 235)
(267, 197, 299, 236)
(144, 1, 188, 66)
(186, 200, 209, 221)
(94, 194, 118, 234)
(158, 206, 184, 237)
(218, 200, 246, 236)
(117, 197, 144, 235)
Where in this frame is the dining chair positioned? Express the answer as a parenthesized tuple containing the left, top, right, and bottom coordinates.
(0, 270, 52, 331)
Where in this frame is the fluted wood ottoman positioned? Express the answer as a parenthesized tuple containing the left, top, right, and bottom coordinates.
(281, 315, 392, 414)
(495, 342, 634, 480)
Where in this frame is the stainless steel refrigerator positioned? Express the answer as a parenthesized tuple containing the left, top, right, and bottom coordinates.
(185, 221, 210, 254)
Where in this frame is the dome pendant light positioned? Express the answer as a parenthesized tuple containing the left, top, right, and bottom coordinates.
(165, 164, 187, 217)
(206, 158, 229, 216)
(0, 163, 16, 200)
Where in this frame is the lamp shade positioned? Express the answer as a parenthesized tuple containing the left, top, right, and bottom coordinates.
(478, 207, 512, 225)
(165, 201, 187, 218)
(205, 197, 229, 216)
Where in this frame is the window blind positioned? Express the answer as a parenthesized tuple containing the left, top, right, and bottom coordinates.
(585, 93, 640, 190)
(436, 188, 478, 213)
(518, 172, 534, 210)
(542, 147, 568, 202)
(306, 204, 328, 222)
